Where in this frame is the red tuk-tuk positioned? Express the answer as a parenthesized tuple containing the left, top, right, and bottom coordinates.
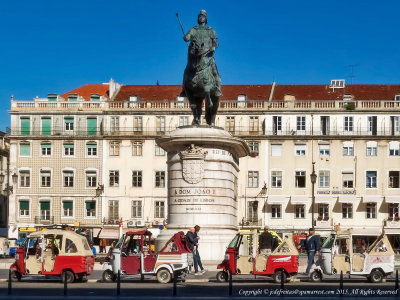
(10, 230, 95, 282)
(216, 232, 299, 283)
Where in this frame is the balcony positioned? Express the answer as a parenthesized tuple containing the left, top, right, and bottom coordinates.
(34, 216, 54, 225)
(239, 218, 263, 228)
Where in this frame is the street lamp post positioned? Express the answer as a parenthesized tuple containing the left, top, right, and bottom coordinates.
(310, 162, 317, 229)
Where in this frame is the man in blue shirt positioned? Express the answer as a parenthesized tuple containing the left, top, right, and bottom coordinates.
(299, 228, 320, 275)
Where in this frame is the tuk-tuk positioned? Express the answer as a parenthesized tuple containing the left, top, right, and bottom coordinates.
(216, 231, 299, 283)
(311, 229, 394, 283)
(0, 237, 9, 257)
(102, 229, 192, 284)
(10, 230, 95, 282)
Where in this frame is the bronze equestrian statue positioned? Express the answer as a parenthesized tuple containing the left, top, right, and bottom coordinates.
(179, 10, 222, 127)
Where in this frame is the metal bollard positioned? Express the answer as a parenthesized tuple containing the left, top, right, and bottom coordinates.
(117, 269, 121, 296)
(8, 270, 11, 295)
(280, 271, 285, 290)
(64, 272, 67, 296)
(173, 271, 177, 296)
(339, 271, 343, 297)
(395, 269, 399, 296)
(228, 271, 232, 296)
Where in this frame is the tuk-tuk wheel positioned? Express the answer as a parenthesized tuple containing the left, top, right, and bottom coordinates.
(102, 270, 116, 282)
(273, 270, 287, 284)
(156, 269, 172, 284)
(369, 270, 384, 283)
(216, 271, 228, 282)
(10, 270, 21, 282)
(61, 270, 75, 283)
(310, 270, 322, 282)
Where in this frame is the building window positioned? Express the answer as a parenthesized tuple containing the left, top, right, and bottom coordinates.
(226, 116, 235, 133)
(179, 116, 189, 127)
(86, 171, 97, 188)
(156, 116, 166, 133)
(155, 145, 166, 156)
(154, 201, 165, 218)
(131, 200, 142, 218)
(319, 144, 330, 156)
(19, 200, 30, 217)
(85, 200, 96, 217)
(155, 171, 165, 188)
(367, 116, 377, 135)
(248, 171, 259, 188)
(271, 144, 282, 156)
(366, 203, 376, 219)
(295, 171, 306, 188)
(389, 171, 400, 188)
(132, 171, 142, 187)
(63, 170, 74, 187)
(247, 201, 258, 222)
(344, 116, 353, 132)
(20, 142, 30, 156)
(271, 171, 282, 188)
(295, 144, 306, 156)
(110, 117, 120, 132)
(40, 201, 51, 220)
(132, 141, 143, 156)
(20, 117, 30, 135)
(62, 200, 73, 217)
(133, 116, 143, 132)
(342, 204, 353, 219)
(271, 205, 281, 219)
(389, 141, 400, 156)
(366, 171, 377, 188)
(249, 116, 259, 132)
(109, 141, 120, 156)
(19, 170, 30, 187)
(64, 143, 74, 156)
(248, 141, 259, 156)
(273, 116, 282, 135)
(41, 142, 51, 156)
(64, 117, 74, 131)
(41, 117, 51, 135)
(318, 170, 330, 188)
(40, 170, 51, 187)
(295, 205, 305, 219)
(109, 170, 119, 187)
(318, 204, 329, 219)
(108, 200, 119, 221)
(87, 117, 97, 135)
(389, 203, 399, 219)
(366, 141, 377, 156)
(342, 171, 354, 188)
(342, 143, 354, 156)
(86, 142, 97, 156)
(296, 116, 306, 131)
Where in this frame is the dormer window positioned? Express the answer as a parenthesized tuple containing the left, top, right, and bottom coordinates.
(237, 94, 247, 102)
(129, 95, 138, 102)
(177, 96, 185, 102)
(330, 79, 345, 88)
(68, 93, 78, 101)
(395, 95, 400, 101)
(343, 94, 354, 101)
(47, 94, 57, 102)
(90, 94, 100, 101)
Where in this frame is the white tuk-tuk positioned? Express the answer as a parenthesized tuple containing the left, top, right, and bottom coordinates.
(311, 229, 394, 283)
(0, 237, 9, 257)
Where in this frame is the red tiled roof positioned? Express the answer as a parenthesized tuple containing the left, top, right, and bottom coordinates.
(61, 84, 110, 101)
(272, 84, 400, 101)
(113, 85, 272, 101)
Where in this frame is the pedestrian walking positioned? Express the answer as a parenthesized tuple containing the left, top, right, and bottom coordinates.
(298, 228, 320, 275)
(193, 225, 206, 275)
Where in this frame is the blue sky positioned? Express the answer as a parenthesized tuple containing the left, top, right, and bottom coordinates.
(0, 0, 399, 131)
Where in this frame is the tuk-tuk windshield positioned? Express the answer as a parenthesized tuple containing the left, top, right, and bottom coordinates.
(322, 234, 335, 249)
(115, 235, 124, 249)
(228, 235, 240, 248)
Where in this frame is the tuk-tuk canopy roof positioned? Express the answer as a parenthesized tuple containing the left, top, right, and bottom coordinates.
(125, 227, 152, 236)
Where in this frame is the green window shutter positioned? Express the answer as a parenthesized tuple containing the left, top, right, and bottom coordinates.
(41, 143, 51, 149)
(63, 201, 73, 209)
(64, 143, 74, 148)
(20, 144, 30, 156)
(65, 117, 74, 123)
(42, 118, 51, 135)
(21, 118, 30, 135)
(48, 96, 57, 102)
(87, 118, 97, 135)
(87, 143, 96, 148)
(68, 96, 78, 102)
(40, 202, 50, 210)
(86, 201, 95, 209)
(20, 201, 29, 210)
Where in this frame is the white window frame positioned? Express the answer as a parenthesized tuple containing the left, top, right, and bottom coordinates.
(294, 205, 305, 219)
(155, 145, 166, 156)
(366, 170, 377, 189)
(39, 168, 52, 188)
(319, 170, 330, 188)
(319, 144, 330, 156)
(19, 141, 31, 157)
(18, 198, 31, 218)
(248, 170, 259, 188)
(389, 141, 400, 156)
(155, 171, 166, 188)
(85, 169, 98, 189)
(19, 168, 31, 188)
(342, 203, 353, 219)
(64, 117, 74, 132)
(132, 170, 143, 187)
(84, 199, 97, 219)
(109, 170, 119, 187)
(61, 198, 75, 219)
(366, 203, 377, 219)
(131, 200, 143, 218)
(296, 116, 306, 132)
(133, 116, 143, 132)
(366, 141, 377, 156)
(295, 144, 306, 156)
(179, 116, 189, 127)
(40, 142, 52, 157)
(132, 141, 143, 156)
(271, 170, 282, 188)
(154, 200, 165, 218)
(344, 116, 354, 133)
(388, 171, 400, 189)
(295, 170, 306, 188)
(63, 142, 75, 157)
(39, 199, 51, 221)
(342, 171, 354, 188)
(62, 169, 74, 188)
(109, 141, 120, 156)
(271, 205, 281, 219)
(86, 141, 98, 158)
(342, 141, 354, 156)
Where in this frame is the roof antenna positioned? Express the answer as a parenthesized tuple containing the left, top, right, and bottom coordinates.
(347, 64, 359, 85)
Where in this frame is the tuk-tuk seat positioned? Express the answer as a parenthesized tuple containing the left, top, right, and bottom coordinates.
(255, 254, 267, 272)
(237, 255, 252, 274)
(43, 249, 55, 272)
(352, 253, 364, 272)
(26, 255, 41, 274)
(332, 255, 350, 274)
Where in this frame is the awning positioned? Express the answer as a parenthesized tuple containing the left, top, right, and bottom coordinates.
(148, 228, 161, 238)
(315, 195, 332, 204)
(340, 227, 382, 236)
(267, 195, 287, 204)
(338, 195, 357, 203)
(290, 195, 309, 204)
(385, 196, 400, 203)
(98, 228, 119, 239)
(362, 195, 383, 203)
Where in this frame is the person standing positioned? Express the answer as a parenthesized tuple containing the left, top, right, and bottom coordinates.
(102, 238, 107, 253)
(193, 225, 206, 275)
(99, 239, 104, 253)
(258, 226, 274, 257)
(299, 228, 320, 275)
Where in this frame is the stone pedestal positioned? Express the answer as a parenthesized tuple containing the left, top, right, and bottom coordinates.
(155, 126, 249, 261)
